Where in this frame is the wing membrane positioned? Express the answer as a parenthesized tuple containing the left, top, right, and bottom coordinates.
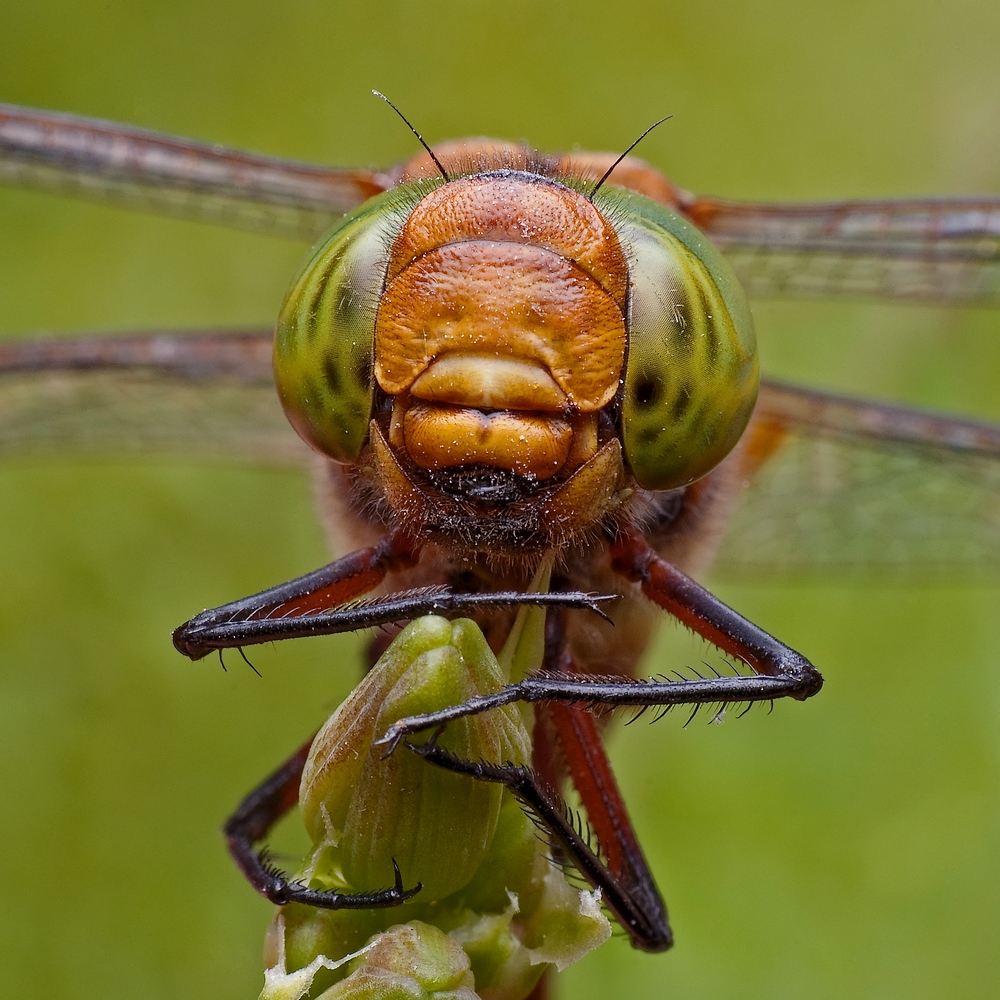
(5, 332, 1000, 578)
(0, 330, 308, 465)
(5, 104, 999, 302)
(0, 105, 391, 239)
(715, 380, 1000, 578)
(6, 106, 999, 577)
(688, 196, 1000, 304)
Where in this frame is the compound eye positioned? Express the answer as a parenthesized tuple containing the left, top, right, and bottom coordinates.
(615, 202, 759, 491)
(273, 193, 412, 463)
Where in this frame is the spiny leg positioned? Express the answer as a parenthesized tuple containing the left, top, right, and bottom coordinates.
(405, 735, 670, 951)
(174, 527, 421, 659)
(376, 534, 822, 742)
(609, 525, 823, 692)
(537, 610, 670, 950)
(224, 734, 421, 909)
(542, 699, 670, 950)
(377, 664, 820, 750)
(173, 527, 614, 660)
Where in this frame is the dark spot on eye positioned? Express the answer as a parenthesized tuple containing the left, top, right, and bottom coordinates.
(632, 376, 659, 408)
(696, 406, 717, 439)
(304, 376, 326, 411)
(322, 355, 342, 395)
(346, 398, 368, 421)
(305, 289, 328, 341)
(303, 249, 349, 336)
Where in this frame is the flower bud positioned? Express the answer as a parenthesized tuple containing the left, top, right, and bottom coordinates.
(300, 616, 531, 900)
(260, 613, 611, 1000)
(262, 919, 476, 1000)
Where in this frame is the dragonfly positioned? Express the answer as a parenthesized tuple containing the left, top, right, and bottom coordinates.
(1, 102, 999, 956)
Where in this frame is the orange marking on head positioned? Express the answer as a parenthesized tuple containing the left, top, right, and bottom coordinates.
(403, 402, 573, 479)
(376, 241, 625, 409)
(411, 354, 569, 411)
(397, 138, 538, 182)
(386, 173, 629, 306)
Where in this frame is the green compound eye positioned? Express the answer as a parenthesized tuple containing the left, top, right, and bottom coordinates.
(273, 185, 431, 463)
(596, 189, 760, 491)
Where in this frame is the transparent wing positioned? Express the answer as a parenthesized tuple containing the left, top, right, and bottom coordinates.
(715, 380, 1000, 579)
(6, 104, 999, 301)
(0, 104, 393, 240)
(0, 330, 308, 465)
(687, 196, 1000, 304)
(6, 333, 1000, 578)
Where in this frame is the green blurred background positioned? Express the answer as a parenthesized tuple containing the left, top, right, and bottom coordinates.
(1, 2, 999, 998)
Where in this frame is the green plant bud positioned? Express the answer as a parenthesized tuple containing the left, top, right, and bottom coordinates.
(516, 863, 612, 971)
(300, 617, 531, 901)
(262, 919, 476, 1000)
(261, 614, 612, 1000)
(264, 904, 385, 998)
(439, 857, 611, 1000)
(453, 793, 539, 916)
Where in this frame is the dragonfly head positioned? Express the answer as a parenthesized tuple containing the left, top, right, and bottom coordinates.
(274, 163, 758, 552)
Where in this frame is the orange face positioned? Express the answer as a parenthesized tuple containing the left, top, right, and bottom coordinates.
(374, 172, 629, 482)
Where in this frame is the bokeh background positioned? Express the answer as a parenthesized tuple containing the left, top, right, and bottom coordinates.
(1, 2, 999, 998)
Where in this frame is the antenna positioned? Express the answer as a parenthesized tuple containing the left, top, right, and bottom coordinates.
(372, 90, 449, 181)
(589, 116, 673, 200)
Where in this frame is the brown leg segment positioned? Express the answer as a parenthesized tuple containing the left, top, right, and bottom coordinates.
(174, 528, 421, 659)
(173, 527, 614, 661)
(544, 698, 671, 949)
(610, 526, 822, 691)
(516, 606, 670, 950)
(406, 734, 671, 952)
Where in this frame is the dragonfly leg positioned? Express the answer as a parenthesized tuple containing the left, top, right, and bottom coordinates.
(224, 734, 421, 910)
(405, 733, 670, 951)
(609, 525, 824, 695)
(173, 527, 422, 659)
(377, 548, 822, 746)
(541, 697, 670, 951)
(376, 542, 824, 943)
(381, 659, 817, 749)
(535, 608, 670, 950)
(173, 528, 615, 660)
